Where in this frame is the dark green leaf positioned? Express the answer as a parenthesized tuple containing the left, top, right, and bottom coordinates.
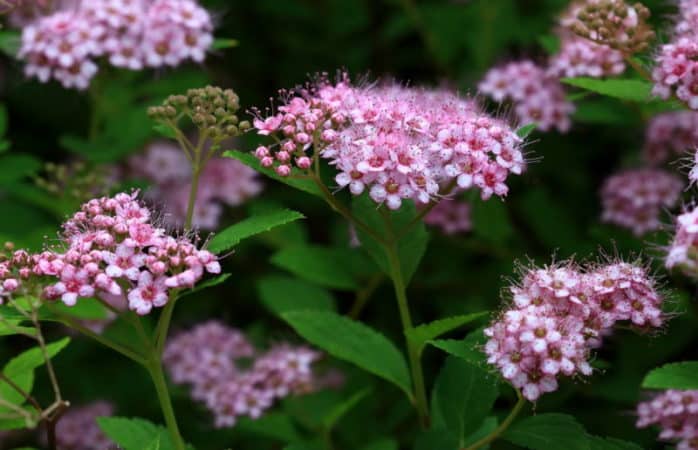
(587, 436, 643, 450)
(281, 311, 412, 397)
(321, 388, 371, 430)
(256, 275, 336, 316)
(271, 245, 360, 290)
(502, 413, 590, 450)
(407, 312, 488, 356)
(0, 154, 41, 186)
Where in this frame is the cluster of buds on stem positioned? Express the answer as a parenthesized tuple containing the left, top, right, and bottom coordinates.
(570, 0, 655, 54)
(34, 161, 112, 205)
(148, 86, 250, 145)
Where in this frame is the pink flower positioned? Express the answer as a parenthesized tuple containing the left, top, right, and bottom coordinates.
(128, 271, 169, 315)
(103, 244, 146, 280)
(637, 390, 698, 449)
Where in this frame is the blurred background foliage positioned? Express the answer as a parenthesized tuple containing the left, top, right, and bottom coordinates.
(0, 0, 696, 449)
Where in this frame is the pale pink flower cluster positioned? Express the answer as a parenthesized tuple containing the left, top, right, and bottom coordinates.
(18, 0, 213, 90)
(548, 36, 625, 78)
(479, 61, 575, 133)
(33, 191, 221, 315)
(423, 199, 472, 235)
(164, 321, 321, 428)
(129, 142, 262, 229)
(637, 390, 698, 450)
(666, 205, 698, 275)
(600, 168, 683, 236)
(485, 261, 664, 401)
(54, 401, 114, 450)
(651, 37, 698, 108)
(675, 0, 698, 38)
(643, 111, 698, 165)
(253, 76, 526, 209)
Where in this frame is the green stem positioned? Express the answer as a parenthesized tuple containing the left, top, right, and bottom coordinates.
(384, 238, 429, 427)
(154, 297, 178, 356)
(462, 389, 525, 450)
(184, 167, 201, 231)
(348, 274, 383, 320)
(146, 359, 186, 450)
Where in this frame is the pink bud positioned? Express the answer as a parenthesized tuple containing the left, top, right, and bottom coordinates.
(276, 165, 291, 176)
(296, 156, 312, 169)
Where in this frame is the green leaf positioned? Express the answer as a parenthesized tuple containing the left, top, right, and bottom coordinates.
(49, 298, 109, 320)
(413, 428, 459, 450)
(271, 245, 360, 290)
(561, 78, 651, 102)
(0, 154, 41, 186)
(209, 208, 305, 253)
(212, 38, 240, 49)
(0, 30, 20, 57)
(321, 388, 371, 430)
(537, 34, 560, 54)
(428, 328, 487, 365)
(0, 338, 70, 412)
(178, 273, 232, 299)
(471, 198, 513, 244)
(281, 311, 412, 397)
(463, 417, 498, 448)
(152, 124, 178, 139)
(431, 357, 498, 443)
(361, 439, 398, 450)
(256, 275, 336, 316)
(407, 312, 488, 356)
(223, 151, 322, 197)
(642, 361, 698, 390)
(237, 413, 302, 443)
(587, 436, 643, 450)
(502, 413, 590, 450)
(351, 194, 429, 284)
(516, 123, 537, 138)
(144, 436, 161, 450)
(0, 104, 8, 137)
(97, 417, 174, 450)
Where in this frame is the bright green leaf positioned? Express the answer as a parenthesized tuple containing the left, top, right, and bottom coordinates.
(281, 311, 412, 397)
(642, 362, 698, 390)
(428, 328, 487, 366)
(516, 123, 537, 139)
(209, 209, 305, 253)
(407, 312, 488, 356)
(502, 413, 590, 450)
(212, 38, 240, 49)
(561, 78, 651, 102)
(97, 417, 174, 450)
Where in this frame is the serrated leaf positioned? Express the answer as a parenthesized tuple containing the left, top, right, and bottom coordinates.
(642, 361, 698, 390)
(223, 151, 322, 197)
(428, 328, 487, 365)
(407, 312, 488, 356)
(209, 208, 304, 253)
(97, 417, 174, 450)
(271, 246, 360, 290)
(281, 311, 412, 398)
(322, 388, 371, 430)
(502, 413, 590, 450)
(212, 38, 240, 49)
(256, 275, 336, 316)
(561, 78, 651, 102)
(351, 194, 428, 284)
(431, 357, 498, 443)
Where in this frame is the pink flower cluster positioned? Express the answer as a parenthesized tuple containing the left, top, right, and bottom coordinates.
(548, 36, 625, 78)
(666, 205, 698, 275)
(643, 111, 698, 165)
(27, 191, 221, 315)
(485, 261, 664, 401)
(18, 0, 213, 90)
(54, 401, 114, 450)
(253, 76, 526, 209)
(651, 37, 698, 108)
(637, 390, 698, 450)
(164, 321, 322, 428)
(479, 61, 575, 133)
(423, 199, 472, 235)
(600, 168, 683, 236)
(129, 142, 262, 229)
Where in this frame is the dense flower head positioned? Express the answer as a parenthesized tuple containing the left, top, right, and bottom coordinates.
(600, 168, 683, 236)
(17, 0, 213, 90)
(637, 390, 698, 450)
(53, 401, 115, 450)
(164, 321, 323, 428)
(676, 0, 698, 37)
(651, 37, 698, 109)
(423, 199, 472, 235)
(548, 36, 625, 78)
(478, 60, 575, 133)
(665, 205, 698, 276)
(129, 141, 263, 229)
(485, 259, 665, 401)
(251, 74, 526, 209)
(643, 112, 698, 165)
(32, 191, 221, 315)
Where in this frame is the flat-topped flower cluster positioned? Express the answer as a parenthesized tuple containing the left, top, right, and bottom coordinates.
(0, 191, 220, 315)
(164, 321, 321, 428)
(485, 260, 664, 401)
(637, 390, 698, 450)
(252, 75, 526, 209)
(18, 0, 213, 89)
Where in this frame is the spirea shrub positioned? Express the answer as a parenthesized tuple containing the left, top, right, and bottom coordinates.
(3, 0, 698, 449)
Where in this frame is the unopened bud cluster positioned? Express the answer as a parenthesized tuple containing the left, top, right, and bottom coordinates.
(570, 0, 654, 54)
(35, 161, 111, 204)
(148, 86, 250, 142)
